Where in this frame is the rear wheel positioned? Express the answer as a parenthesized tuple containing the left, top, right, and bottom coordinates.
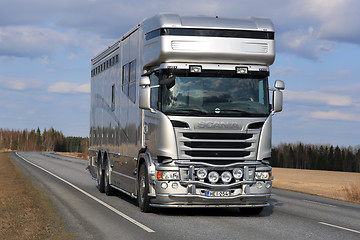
(137, 163, 152, 212)
(105, 160, 114, 196)
(97, 160, 105, 193)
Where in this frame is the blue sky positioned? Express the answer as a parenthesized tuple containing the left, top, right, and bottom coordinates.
(0, 0, 359, 147)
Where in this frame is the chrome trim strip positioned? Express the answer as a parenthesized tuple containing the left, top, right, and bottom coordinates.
(167, 193, 270, 200)
(150, 203, 270, 208)
(179, 180, 256, 188)
(174, 161, 261, 168)
(110, 185, 137, 199)
(112, 170, 137, 181)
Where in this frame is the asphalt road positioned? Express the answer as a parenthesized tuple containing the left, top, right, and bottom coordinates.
(11, 152, 360, 240)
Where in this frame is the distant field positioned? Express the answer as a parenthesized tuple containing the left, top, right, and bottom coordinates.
(272, 167, 360, 203)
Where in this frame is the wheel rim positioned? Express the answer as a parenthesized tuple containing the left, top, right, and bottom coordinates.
(139, 168, 146, 203)
(97, 163, 102, 185)
(105, 163, 109, 186)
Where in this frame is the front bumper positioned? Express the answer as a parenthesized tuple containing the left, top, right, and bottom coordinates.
(150, 160, 272, 208)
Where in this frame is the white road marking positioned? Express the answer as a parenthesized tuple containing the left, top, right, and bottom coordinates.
(302, 199, 337, 208)
(319, 222, 360, 234)
(15, 152, 155, 233)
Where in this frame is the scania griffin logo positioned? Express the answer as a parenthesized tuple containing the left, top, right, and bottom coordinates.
(196, 121, 240, 129)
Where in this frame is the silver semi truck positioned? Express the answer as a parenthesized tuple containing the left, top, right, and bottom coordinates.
(88, 13, 284, 213)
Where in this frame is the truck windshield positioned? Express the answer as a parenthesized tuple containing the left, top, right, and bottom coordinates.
(161, 73, 270, 117)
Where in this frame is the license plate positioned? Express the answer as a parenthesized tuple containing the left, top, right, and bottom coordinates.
(206, 191, 230, 197)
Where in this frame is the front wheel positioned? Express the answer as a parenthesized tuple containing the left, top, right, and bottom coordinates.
(137, 163, 152, 212)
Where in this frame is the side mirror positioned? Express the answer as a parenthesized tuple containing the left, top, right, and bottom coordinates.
(139, 76, 151, 110)
(275, 80, 285, 90)
(273, 90, 283, 113)
(272, 80, 284, 113)
(140, 76, 150, 87)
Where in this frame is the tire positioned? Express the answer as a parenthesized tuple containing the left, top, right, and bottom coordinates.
(137, 163, 152, 212)
(239, 207, 264, 215)
(105, 160, 114, 196)
(97, 160, 105, 193)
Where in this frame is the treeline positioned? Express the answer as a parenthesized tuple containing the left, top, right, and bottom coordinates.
(0, 128, 89, 155)
(271, 142, 360, 173)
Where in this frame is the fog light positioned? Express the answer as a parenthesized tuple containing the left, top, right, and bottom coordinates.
(265, 182, 271, 189)
(161, 182, 168, 189)
(233, 168, 243, 179)
(256, 181, 263, 189)
(221, 171, 232, 183)
(196, 168, 207, 180)
(208, 171, 219, 183)
(172, 183, 178, 189)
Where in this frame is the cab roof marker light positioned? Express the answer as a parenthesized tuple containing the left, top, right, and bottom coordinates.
(236, 67, 248, 74)
(189, 65, 202, 73)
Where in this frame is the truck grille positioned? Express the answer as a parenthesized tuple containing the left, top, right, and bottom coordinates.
(178, 132, 256, 161)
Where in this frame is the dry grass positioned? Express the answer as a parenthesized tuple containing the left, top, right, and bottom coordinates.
(272, 167, 360, 204)
(0, 152, 74, 240)
(344, 182, 360, 203)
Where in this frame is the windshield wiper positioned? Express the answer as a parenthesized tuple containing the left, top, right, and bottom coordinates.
(165, 109, 207, 116)
(215, 109, 258, 116)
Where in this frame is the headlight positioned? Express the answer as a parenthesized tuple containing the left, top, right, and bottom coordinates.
(255, 171, 270, 180)
(221, 171, 232, 183)
(196, 168, 207, 179)
(157, 171, 180, 180)
(255, 172, 262, 179)
(208, 171, 219, 183)
(233, 168, 243, 179)
(261, 172, 269, 180)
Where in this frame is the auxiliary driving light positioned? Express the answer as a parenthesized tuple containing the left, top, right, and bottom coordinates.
(196, 168, 208, 179)
(236, 67, 248, 74)
(190, 65, 202, 73)
(233, 168, 243, 179)
(208, 171, 219, 183)
(221, 171, 232, 183)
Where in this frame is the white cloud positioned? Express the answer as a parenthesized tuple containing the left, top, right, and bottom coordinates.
(40, 55, 50, 65)
(289, 0, 360, 45)
(0, 25, 110, 58)
(0, 75, 42, 90)
(277, 28, 333, 60)
(309, 110, 360, 122)
(0, 25, 73, 58)
(48, 82, 90, 94)
(318, 70, 351, 81)
(321, 83, 360, 93)
(285, 90, 352, 106)
(273, 66, 301, 76)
